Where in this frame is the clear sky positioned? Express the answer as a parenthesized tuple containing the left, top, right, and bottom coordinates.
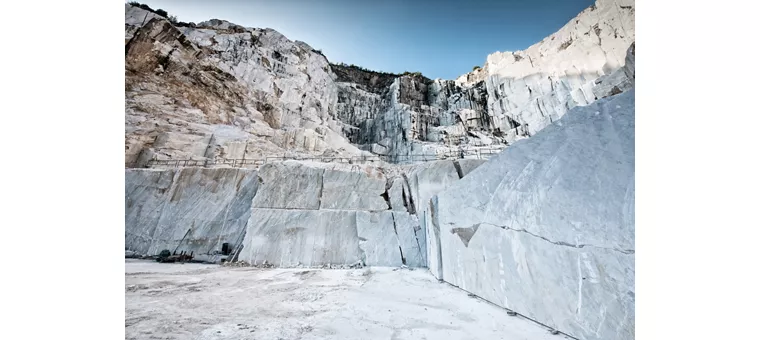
(131, 0, 595, 79)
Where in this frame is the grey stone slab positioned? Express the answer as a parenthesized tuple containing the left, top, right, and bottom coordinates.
(356, 211, 403, 267)
(321, 168, 388, 211)
(125, 168, 258, 256)
(387, 177, 411, 212)
(453, 159, 487, 178)
(405, 160, 482, 269)
(240, 209, 362, 267)
(151, 168, 259, 255)
(407, 160, 462, 217)
(251, 161, 324, 210)
(125, 169, 177, 255)
(431, 90, 635, 340)
(438, 222, 633, 340)
(392, 212, 425, 267)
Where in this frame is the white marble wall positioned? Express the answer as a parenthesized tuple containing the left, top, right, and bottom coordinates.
(428, 90, 635, 340)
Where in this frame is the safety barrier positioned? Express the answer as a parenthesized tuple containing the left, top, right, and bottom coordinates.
(125, 146, 505, 169)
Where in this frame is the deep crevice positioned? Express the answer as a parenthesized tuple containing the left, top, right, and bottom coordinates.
(381, 190, 392, 210)
(411, 224, 425, 262)
(400, 173, 416, 214)
(472, 222, 634, 254)
(391, 213, 406, 265)
(439, 280, 581, 340)
(429, 198, 443, 278)
(452, 161, 464, 179)
(317, 172, 325, 209)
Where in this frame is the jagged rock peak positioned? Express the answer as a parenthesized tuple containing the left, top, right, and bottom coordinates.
(456, 0, 634, 86)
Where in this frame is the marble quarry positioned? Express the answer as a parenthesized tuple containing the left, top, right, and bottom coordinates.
(125, 0, 634, 166)
(426, 89, 635, 340)
(126, 160, 485, 268)
(124, 1, 635, 339)
(125, 168, 259, 256)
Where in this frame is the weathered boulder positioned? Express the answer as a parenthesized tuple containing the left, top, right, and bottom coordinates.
(430, 89, 634, 340)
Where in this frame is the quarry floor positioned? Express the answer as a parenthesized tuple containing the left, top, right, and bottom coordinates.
(125, 259, 568, 340)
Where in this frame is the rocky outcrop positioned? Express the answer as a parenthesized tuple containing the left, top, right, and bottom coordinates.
(332, 71, 500, 162)
(454, 0, 635, 144)
(325, 0, 634, 160)
(125, 4, 370, 167)
(427, 89, 635, 340)
(592, 42, 635, 100)
(125, 0, 634, 166)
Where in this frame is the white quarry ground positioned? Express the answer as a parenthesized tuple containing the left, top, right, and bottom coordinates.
(126, 259, 568, 340)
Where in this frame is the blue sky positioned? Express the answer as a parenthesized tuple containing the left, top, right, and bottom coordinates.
(131, 0, 594, 79)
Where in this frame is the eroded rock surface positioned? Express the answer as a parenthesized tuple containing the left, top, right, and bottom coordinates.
(125, 0, 634, 166)
(125, 4, 370, 167)
(454, 0, 635, 145)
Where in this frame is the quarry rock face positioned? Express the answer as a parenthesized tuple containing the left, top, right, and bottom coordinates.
(125, 159, 486, 268)
(251, 162, 324, 210)
(238, 161, 476, 267)
(125, 1, 635, 337)
(428, 89, 635, 340)
(328, 0, 634, 160)
(241, 208, 364, 267)
(331, 66, 500, 162)
(125, 168, 259, 255)
(125, 4, 369, 167)
(454, 0, 635, 145)
(125, 0, 634, 166)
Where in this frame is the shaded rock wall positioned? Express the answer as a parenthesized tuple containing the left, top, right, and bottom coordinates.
(332, 69, 500, 162)
(125, 160, 486, 268)
(427, 89, 635, 340)
(240, 161, 425, 267)
(125, 168, 259, 255)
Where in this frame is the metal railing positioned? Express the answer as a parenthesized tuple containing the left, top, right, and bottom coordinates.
(126, 146, 505, 169)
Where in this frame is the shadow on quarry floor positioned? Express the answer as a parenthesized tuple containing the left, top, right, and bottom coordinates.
(125, 259, 569, 340)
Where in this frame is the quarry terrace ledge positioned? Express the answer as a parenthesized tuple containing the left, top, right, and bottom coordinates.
(125, 146, 506, 169)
